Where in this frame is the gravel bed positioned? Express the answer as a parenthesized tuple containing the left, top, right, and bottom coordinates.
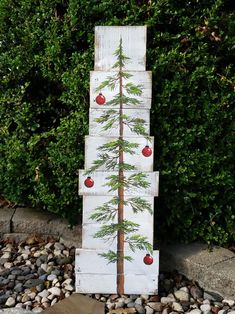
(0, 236, 235, 314)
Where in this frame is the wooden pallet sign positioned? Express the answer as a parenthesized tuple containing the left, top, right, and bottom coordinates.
(76, 26, 159, 295)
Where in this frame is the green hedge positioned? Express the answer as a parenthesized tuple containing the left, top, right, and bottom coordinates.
(0, 0, 234, 244)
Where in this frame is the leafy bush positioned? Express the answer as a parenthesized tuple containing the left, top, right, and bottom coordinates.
(0, 0, 234, 244)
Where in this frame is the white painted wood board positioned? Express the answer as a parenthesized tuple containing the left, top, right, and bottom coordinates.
(82, 195, 154, 224)
(90, 71, 152, 109)
(82, 221, 154, 250)
(84, 136, 154, 172)
(75, 249, 159, 275)
(75, 249, 159, 294)
(79, 170, 159, 196)
(89, 108, 150, 137)
(95, 26, 147, 71)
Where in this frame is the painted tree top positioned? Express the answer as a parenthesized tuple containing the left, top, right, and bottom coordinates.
(95, 26, 147, 71)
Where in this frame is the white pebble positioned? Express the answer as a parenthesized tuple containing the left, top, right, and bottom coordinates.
(62, 278, 73, 286)
(48, 286, 61, 296)
(51, 298, 58, 306)
(5, 296, 16, 307)
(32, 307, 43, 313)
(180, 286, 189, 293)
(33, 251, 41, 257)
(41, 297, 49, 303)
(45, 242, 54, 249)
(38, 290, 49, 298)
(188, 310, 202, 314)
(64, 284, 74, 291)
(4, 262, 13, 269)
(222, 299, 235, 307)
(47, 274, 57, 281)
(200, 304, 211, 313)
(35, 295, 42, 303)
(161, 296, 176, 304)
(40, 263, 48, 272)
(172, 301, 184, 312)
(2, 252, 11, 259)
(174, 290, 190, 301)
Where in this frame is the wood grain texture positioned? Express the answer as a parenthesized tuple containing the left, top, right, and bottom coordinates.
(95, 26, 147, 71)
(90, 71, 152, 109)
(79, 170, 159, 196)
(89, 108, 150, 137)
(84, 136, 154, 172)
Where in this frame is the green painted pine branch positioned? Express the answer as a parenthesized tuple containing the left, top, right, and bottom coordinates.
(94, 220, 140, 238)
(126, 197, 153, 214)
(99, 250, 133, 263)
(125, 234, 153, 253)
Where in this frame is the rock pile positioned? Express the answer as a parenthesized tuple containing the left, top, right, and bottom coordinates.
(0, 237, 235, 314)
(0, 237, 75, 312)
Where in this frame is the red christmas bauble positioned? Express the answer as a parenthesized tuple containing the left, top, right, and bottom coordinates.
(84, 177, 94, 188)
(95, 93, 106, 105)
(143, 254, 153, 265)
(142, 145, 152, 157)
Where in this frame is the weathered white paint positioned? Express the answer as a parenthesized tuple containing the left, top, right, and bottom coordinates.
(76, 26, 159, 295)
(95, 26, 147, 71)
(76, 249, 159, 275)
(85, 136, 154, 172)
(79, 170, 159, 196)
(75, 249, 159, 294)
(82, 195, 154, 224)
(90, 71, 152, 109)
(89, 108, 150, 137)
(82, 221, 154, 250)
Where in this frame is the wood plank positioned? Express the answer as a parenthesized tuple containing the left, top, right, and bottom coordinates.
(75, 249, 159, 275)
(84, 136, 154, 172)
(90, 71, 152, 109)
(82, 195, 154, 224)
(95, 26, 147, 71)
(75, 249, 159, 294)
(89, 108, 150, 137)
(82, 221, 154, 250)
(79, 170, 159, 196)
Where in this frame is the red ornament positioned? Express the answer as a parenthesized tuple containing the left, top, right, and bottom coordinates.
(95, 93, 106, 105)
(84, 177, 94, 188)
(143, 254, 153, 265)
(142, 145, 152, 157)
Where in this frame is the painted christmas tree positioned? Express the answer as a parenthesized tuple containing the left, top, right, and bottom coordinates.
(85, 38, 153, 294)
(76, 25, 159, 295)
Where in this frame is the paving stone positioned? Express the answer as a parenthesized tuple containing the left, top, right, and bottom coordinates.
(0, 208, 15, 233)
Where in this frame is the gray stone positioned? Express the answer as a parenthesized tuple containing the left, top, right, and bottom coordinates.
(0, 207, 15, 233)
(204, 292, 223, 302)
(115, 301, 125, 308)
(135, 297, 143, 305)
(190, 286, 204, 300)
(145, 306, 154, 314)
(147, 302, 163, 312)
(135, 304, 145, 314)
(14, 283, 23, 293)
(127, 302, 135, 308)
(24, 279, 44, 289)
(47, 274, 57, 281)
